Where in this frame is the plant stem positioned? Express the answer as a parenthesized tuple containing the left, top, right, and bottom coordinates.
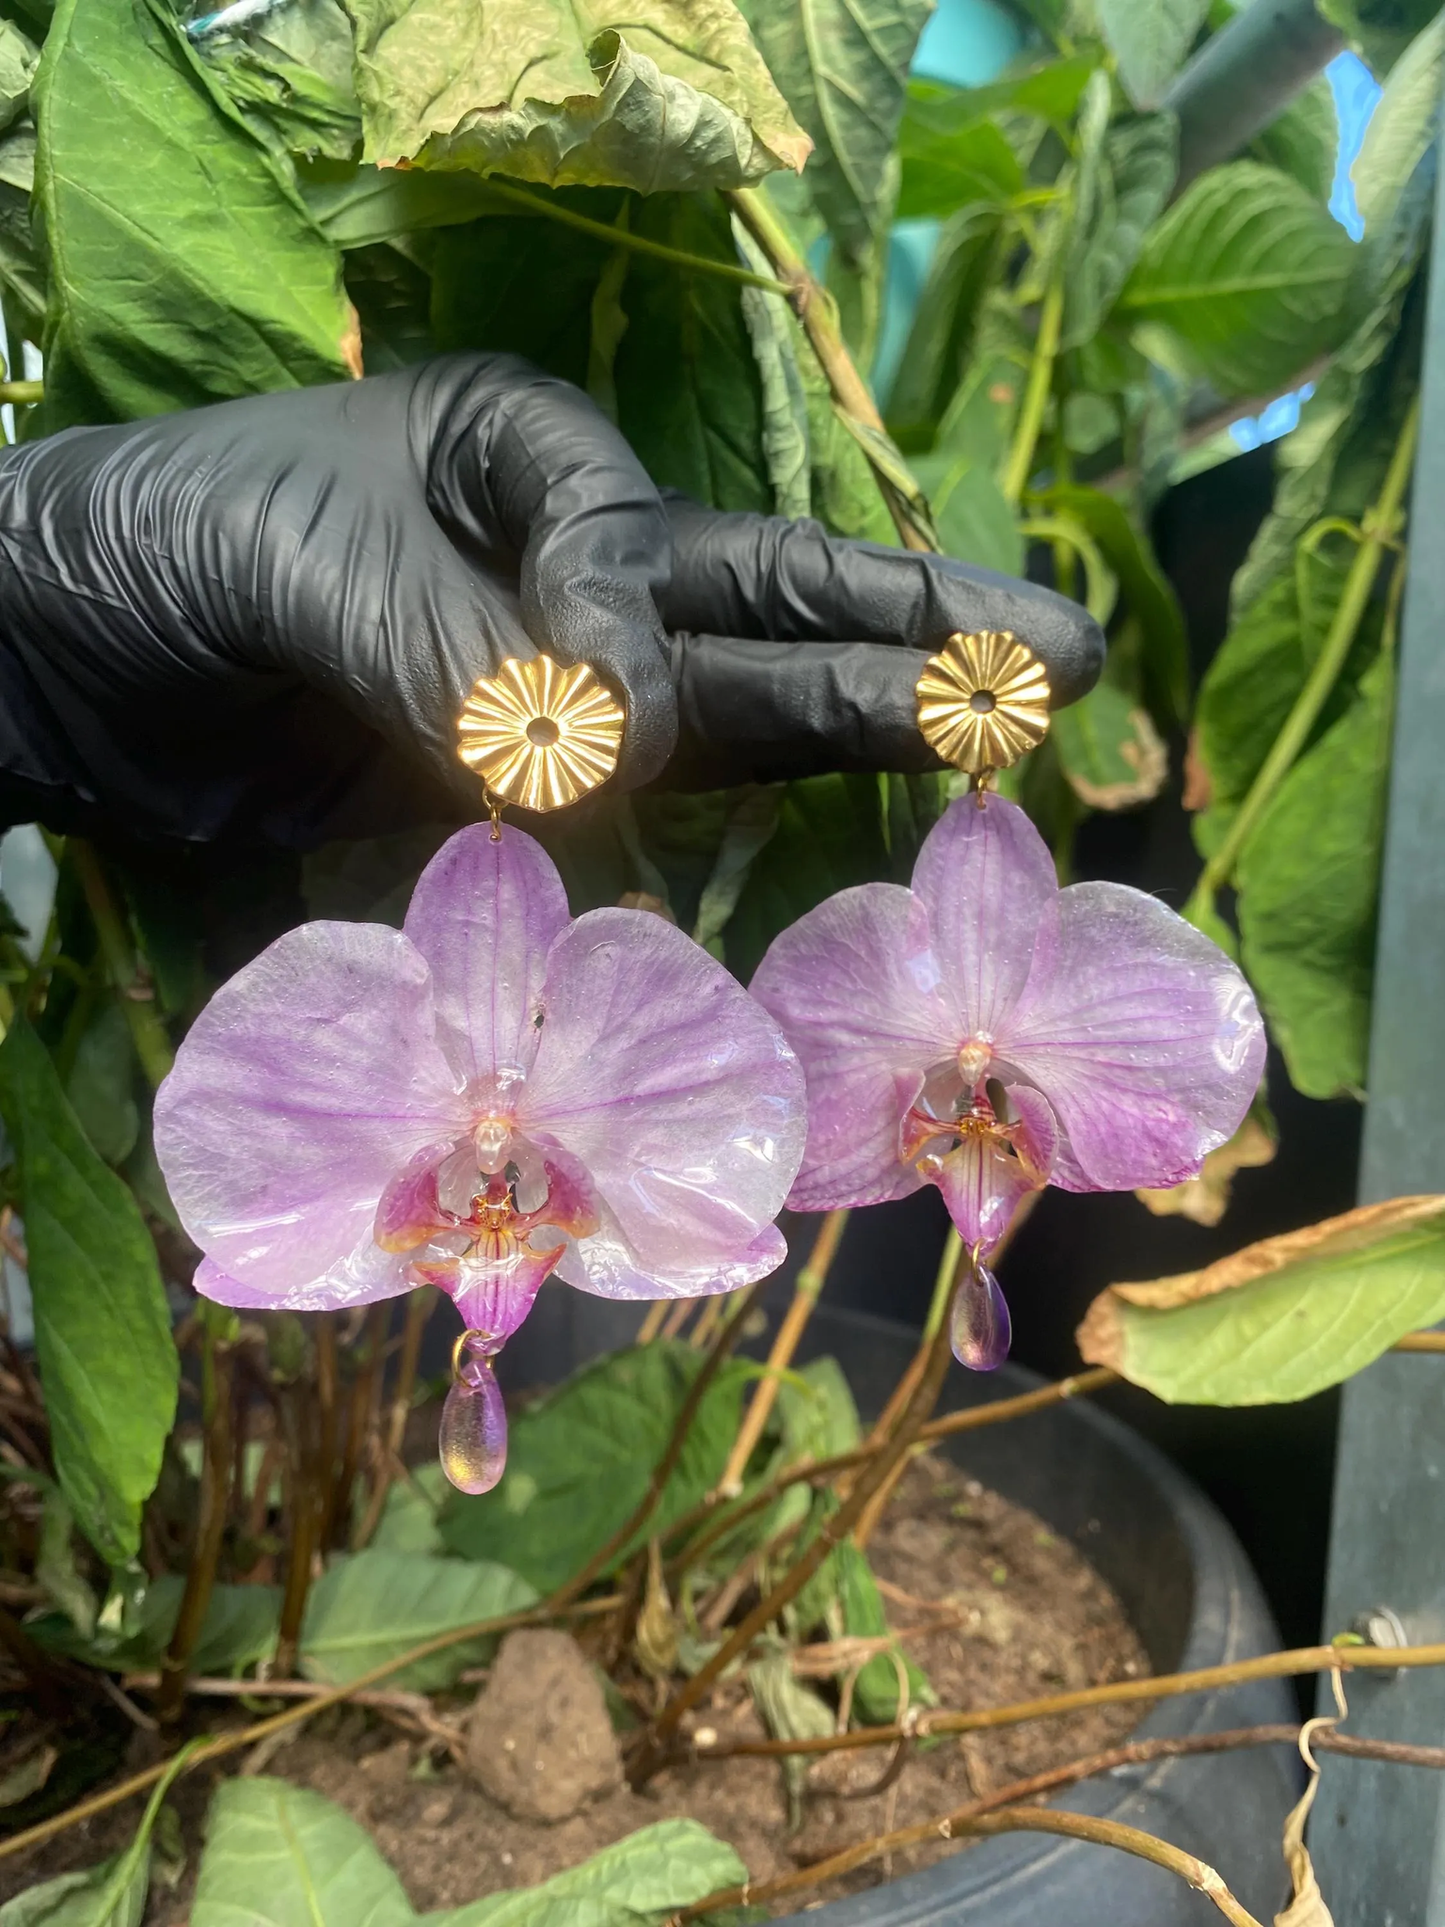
(727, 186, 931, 554)
(1188, 391, 1421, 919)
(330, 1304, 385, 1549)
(155, 1321, 234, 1723)
(353, 1288, 432, 1551)
(481, 178, 792, 297)
(671, 1802, 1264, 1926)
(273, 1381, 321, 1677)
(0, 382, 41, 406)
(716, 1210, 848, 1498)
(629, 1280, 959, 1788)
(695, 1637, 1445, 1760)
(545, 1282, 764, 1616)
(1001, 270, 1066, 507)
(67, 841, 174, 1089)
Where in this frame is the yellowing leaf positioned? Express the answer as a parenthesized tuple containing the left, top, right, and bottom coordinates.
(344, 1, 809, 191)
(1077, 1196, 1445, 1405)
(1052, 684, 1168, 811)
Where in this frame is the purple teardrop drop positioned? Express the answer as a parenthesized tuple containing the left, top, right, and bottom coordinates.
(439, 1354, 508, 1494)
(950, 1260, 1011, 1372)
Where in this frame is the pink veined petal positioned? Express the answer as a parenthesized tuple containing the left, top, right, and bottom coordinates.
(521, 907, 805, 1284)
(556, 1215, 788, 1301)
(751, 883, 951, 1211)
(193, 1240, 413, 1314)
(154, 922, 466, 1300)
(911, 795, 1060, 1039)
(418, 1244, 558, 1341)
(997, 882, 1266, 1191)
(402, 824, 570, 1090)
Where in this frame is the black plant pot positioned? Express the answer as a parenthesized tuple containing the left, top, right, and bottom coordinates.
(502, 1292, 1300, 1926)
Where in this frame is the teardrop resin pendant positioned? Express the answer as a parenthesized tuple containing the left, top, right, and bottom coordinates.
(440, 1343, 508, 1494)
(950, 1256, 1011, 1371)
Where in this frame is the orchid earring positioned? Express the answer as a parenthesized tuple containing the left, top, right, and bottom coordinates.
(153, 654, 808, 1497)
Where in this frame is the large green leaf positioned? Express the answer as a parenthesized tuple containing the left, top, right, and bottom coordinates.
(1078, 1195, 1445, 1404)
(0, 121, 44, 347)
(1249, 72, 1338, 203)
(895, 116, 1021, 221)
(1236, 654, 1392, 1100)
(440, 1819, 747, 1925)
(1061, 109, 1178, 351)
(31, 1574, 281, 1673)
(64, 1001, 137, 1168)
(744, 0, 932, 262)
(299, 1549, 536, 1689)
(191, 1779, 413, 1927)
(429, 198, 620, 392)
(439, 1342, 753, 1591)
(33, 0, 354, 432)
(885, 207, 1005, 441)
(1352, 8, 1444, 237)
(0, 1021, 176, 1565)
(192, 1777, 746, 1927)
(837, 1540, 934, 1724)
(1119, 161, 1356, 396)
(899, 57, 1098, 145)
(725, 772, 892, 981)
(198, 0, 360, 161)
(1096, 0, 1209, 107)
(344, 0, 806, 190)
(614, 192, 770, 510)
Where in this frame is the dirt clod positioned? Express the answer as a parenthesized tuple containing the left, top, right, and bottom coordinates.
(467, 1628, 623, 1822)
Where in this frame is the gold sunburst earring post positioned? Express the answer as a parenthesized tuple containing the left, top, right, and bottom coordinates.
(915, 630, 1051, 800)
(456, 654, 626, 821)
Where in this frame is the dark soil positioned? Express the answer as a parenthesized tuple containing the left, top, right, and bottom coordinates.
(2, 1452, 1149, 1918)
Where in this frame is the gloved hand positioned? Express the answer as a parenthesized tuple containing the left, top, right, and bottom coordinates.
(0, 354, 1104, 847)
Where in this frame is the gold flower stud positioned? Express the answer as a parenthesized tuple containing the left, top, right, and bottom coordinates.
(915, 630, 1051, 779)
(457, 655, 625, 815)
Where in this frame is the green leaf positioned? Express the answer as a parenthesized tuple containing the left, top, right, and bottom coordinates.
(1249, 72, 1338, 204)
(0, 20, 37, 135)
(837, 1540, 934, 1723)
(1096, 0, 1209, 107)
(304, 158, 500, 248)
(0, 1021, 176, 1565)
(343, 1, 808, 188)
(300, 1549, 536, 1689)
(915, 454, 1022, 574)
(191, 1778, 413, 1927)
(776, 1354, 860, 1461)
(691, 787, 783, 955)
(1078, 1195, 1445, 1404)
(34, 1575, 281, 1674)
(35, 1484, 98, 1639)
(885, 206, 1005, 441)
(614, 193, 770, 511)
(900, 57, 1098, 144)
(1052, 681, 1168, 811)
(429, 197, 620, 393)
(725, 772, 891, 981)
(0, 1738, 194, 1926)
(1316, 0, 1441, 77)
(895, 116, 1021, 221)
(432, 1818, 748, 1926)
(1352, 8, 1444, 236)
(735, 223, 811, 519)
(1236, 654, 1392, 1100)
(33, 0, 354, 433)
(1061, 110, 1178, 352)
(0, 122, 45, 347)
(344, 242, 435, 373)
(439, 1343, 752, 1592)
(197, 0, 360, 161)
(365, 1462, 447, 1556)
(64, 1002, 137, 1167)
(1119, 161, 1356, 396)
(1034, 481, 1190, 725)
(743, 0, 931, 262)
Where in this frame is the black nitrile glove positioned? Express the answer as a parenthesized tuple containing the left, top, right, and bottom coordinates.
(0, 354, 1104, 847)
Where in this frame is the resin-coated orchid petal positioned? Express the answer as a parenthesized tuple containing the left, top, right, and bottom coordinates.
(749, 884, 950, 1213)
(156, 823, 806, 1488)
(752, 794, 1263, 1368)
(153, 923, 466, 1308)
(524, 908, 806, 1295)
(1002, 884, 1266, 1191)
(403, 824, 568, 1089)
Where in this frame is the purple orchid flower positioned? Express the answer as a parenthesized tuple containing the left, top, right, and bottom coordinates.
(154, 824, 806, 1493)
(750, 794, 1265, 1371)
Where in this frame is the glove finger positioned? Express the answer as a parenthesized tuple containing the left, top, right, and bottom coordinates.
(661, 633, 947, 790)
(422, 355, 676, 786)
(658, 498, 1105, 709)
